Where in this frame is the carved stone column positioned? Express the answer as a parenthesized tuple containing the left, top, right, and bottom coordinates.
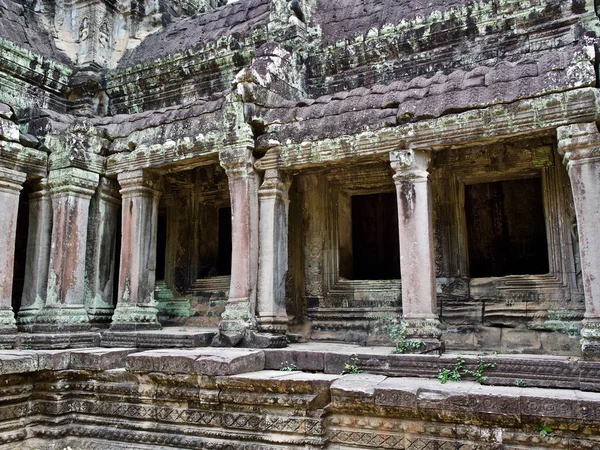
(257, 168, 291, 334)
(85, 177, 121, 327)
(0, 167, 26, 334)
(16, 178, 52, 330)
(33, 168, 99, 332)
(557, 123, 600, 360)
(390, 149, 442, 351)
(218, 148, 260, 335)
(110, 170, 162, 331)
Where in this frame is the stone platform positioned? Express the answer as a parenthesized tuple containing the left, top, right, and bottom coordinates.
(1, 344, 600, 449)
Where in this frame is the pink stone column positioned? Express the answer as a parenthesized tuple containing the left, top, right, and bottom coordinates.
(33, 168, 99, 332)
(557, 123, 600, 359)
(219, 148, 260, 333)
(85, 177, 121, 326)
(110, 170, 162, 331)
(257, 169, 291, 334)
(0, 167, 26, 334)
(16, 178, 52, 330)
(390, 149, 442, 349)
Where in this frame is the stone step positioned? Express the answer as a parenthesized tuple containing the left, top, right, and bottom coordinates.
(101, 327, 217, 348)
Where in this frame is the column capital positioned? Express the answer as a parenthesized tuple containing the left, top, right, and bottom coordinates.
(258, 169, 291, 199)
(219, 148, 255, 178)
(557, 122, 600, 163)
(99, 177, 122, 205)
(390, 149, 431, 180)
(48, 167, 99, 196)
(0, 167, 26, 194)
(117, 170, 162, 197)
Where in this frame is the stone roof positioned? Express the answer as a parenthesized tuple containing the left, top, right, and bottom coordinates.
(93, 93, 231, 152)
(311, 0, 473, 46)
(117, 0, 271, 68)
(260, 49, 594, 144)
(0, 0, 71, 65)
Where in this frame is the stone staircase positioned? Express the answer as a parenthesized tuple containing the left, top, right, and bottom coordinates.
(184, 276, 230, 328)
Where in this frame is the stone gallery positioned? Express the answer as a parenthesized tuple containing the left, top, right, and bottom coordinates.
(2, 0, 600, 447)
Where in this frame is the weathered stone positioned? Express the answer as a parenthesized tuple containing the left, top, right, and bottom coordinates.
(241, 330, 287, 348)
(211, 331, 244, 347)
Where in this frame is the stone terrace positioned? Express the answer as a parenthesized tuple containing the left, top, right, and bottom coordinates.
(1, 343, 600, 449)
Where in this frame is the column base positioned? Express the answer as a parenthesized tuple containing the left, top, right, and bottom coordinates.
(256, 314, 288, 334)
(16, 300, 44, 332)
(401, 317, 443, 354)
(87, 306, 115, 327)
(219, 301, 254, 333)
(0, 308, 17, 334)
(31, 306, 91, 333)
(581, 320, 600, 360)
(109, 304, 160, 331)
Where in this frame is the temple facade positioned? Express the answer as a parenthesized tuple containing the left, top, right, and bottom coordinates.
(1, 0, 600, 358)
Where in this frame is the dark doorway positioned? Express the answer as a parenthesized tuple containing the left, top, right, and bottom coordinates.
(217, 207, 232, 276)
(465, 177, 549, 277)
(12, 184, 31, 311)
(350, 192, 400, 280)
(156, 214, 167, 281)
(112, 207, 122, 306)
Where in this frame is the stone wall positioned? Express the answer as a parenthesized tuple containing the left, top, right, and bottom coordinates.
(2, 347, 600, 449)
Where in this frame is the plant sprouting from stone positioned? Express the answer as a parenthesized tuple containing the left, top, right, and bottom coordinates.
(535, 425, 553, 441)
(374, 316, 423, 354)
(438, 356, 464, 383)
(280, 361, 297, 371)
(438, 355, 496, 384)
(515, 379, 527, 387)
(342, 354, 363, 374)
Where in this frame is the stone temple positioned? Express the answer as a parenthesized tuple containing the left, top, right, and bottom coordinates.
(2, 0, 600, 447)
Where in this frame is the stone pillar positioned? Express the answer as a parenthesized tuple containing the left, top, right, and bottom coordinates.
(33, 168, 99, 332)
(257, 169, 291, 334)
(218, 148, 260, 335)
(0, 167, 26, 334)
(85, 177, 121, 327)
(110, 170, 162, 331)
(16, 178, 52, 330)
(390, 149, 442, 351)
(557, 123, 600, 360)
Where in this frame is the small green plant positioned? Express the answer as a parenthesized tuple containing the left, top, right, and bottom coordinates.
(515, 379, 527, 387)
(341, 354, 363, 374)
(391, 324, 423, 354)
(24, 345, 32, 350)
(280, 361, 297, 371)
(437, 356, 464, 383)
(438, 355, 496, 384)
(464, 357, 497, 384)
(374, 316, 423, 354)
(535, 425, 553, 441)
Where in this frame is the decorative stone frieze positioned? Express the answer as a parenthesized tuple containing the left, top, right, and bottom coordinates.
(16, 178, 52, 330)
(257, 168, 291, 334)
(110, 170, 162, 331)
(218, 148, 260, 334)
(390, 149, 441, 350)
(0, 167, 26, 334)
(32, 168, 99, 333)
(557, 122, 600, 360)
